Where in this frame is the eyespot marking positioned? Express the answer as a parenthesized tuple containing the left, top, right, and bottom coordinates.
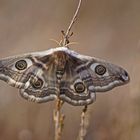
(30, 78, 44, 89)
(15, 60, 27, 70)
(95, 64, 106, 75)
(74, 82, 85, 93)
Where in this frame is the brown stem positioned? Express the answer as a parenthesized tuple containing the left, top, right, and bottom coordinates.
(77, 105, 90, 140)
(53, 99, 65, 140)
(63, 0, 82, 46)
(53, 1, 83, 140)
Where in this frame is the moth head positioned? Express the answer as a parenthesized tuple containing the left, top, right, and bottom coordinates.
(90, 62, 130, 92)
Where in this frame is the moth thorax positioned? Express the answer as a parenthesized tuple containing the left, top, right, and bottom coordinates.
(53, 51, 67, 81)
(54, 51, 67, 66)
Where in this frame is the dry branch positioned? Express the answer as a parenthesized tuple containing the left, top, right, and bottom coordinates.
(53, 99, 65, 140)
(77, 106, 90, 140)
(53, 0, 83, 140)
(63, 0, 82, 46)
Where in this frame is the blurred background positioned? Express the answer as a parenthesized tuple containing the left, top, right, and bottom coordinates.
(0, 0, 139, 140)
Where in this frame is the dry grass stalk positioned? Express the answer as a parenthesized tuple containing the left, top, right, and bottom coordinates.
(62, 0, 82, 46)
(77, 106, 90, 140)
(53, 0, 82, 140)
(53, 99, 65, 140)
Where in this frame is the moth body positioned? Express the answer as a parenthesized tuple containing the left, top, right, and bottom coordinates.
(0, 47, 129, 106)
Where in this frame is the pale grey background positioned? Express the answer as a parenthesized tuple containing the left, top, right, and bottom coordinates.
(0, 0, 139, 140)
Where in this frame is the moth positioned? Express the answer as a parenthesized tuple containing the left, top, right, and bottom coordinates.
(0, 47, 129, 106)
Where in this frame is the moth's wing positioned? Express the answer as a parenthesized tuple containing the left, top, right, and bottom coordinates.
(59, 51, 129, 106)
(0, 51, 58, 103)
(86, 57, 130, 92)
(73, 52, 130, 92)
(59, 55, 96, 106)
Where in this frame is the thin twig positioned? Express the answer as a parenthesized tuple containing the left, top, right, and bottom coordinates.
(53, 1, 83, 140)
(63, 0, 82, 46)
(77, 106, 90, 140)
(53, 99, 65, 140)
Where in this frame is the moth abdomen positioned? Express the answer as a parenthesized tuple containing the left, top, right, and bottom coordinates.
(56, 69, 65, 80)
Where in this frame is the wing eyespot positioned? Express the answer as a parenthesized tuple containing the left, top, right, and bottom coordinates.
(74, 82, 85, 93)
(15, 60, 27, 70)
(95, 64, 106, 75)
(30, 78, 44, 89)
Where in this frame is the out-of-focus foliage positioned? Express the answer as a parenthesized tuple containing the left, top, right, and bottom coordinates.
(0, 0, 139, 140)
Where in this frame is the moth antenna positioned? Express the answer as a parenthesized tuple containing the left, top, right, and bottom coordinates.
(49, 38, 64, 47)
(64, 42, 79, 48)
(58, 40, 63, 47)
(49, 39, 60, 45)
